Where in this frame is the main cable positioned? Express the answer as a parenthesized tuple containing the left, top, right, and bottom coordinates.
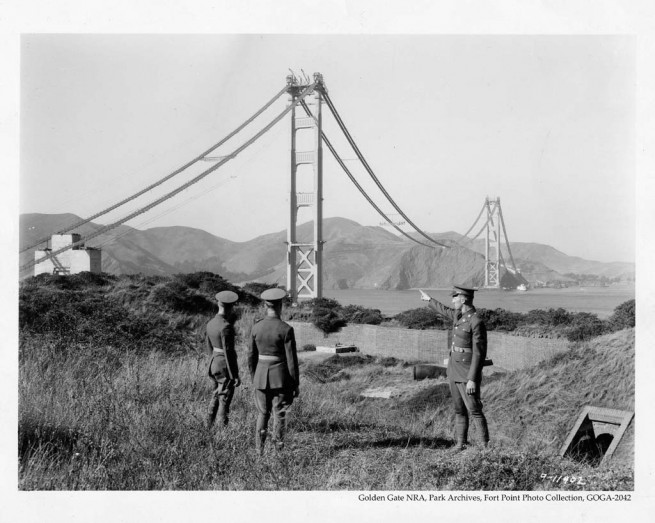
(498, 202, 518, 272)
(322, 91, 448, 248)
(299, 100, 434, 249)
(20, 85, 289, 254)
(23, 83, 316, 272)
(459, 200, 487, 241)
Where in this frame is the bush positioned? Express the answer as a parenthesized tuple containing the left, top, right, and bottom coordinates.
(302, 298, 347, 335)
(174, 272, 259, 306)
(341, 304, 384, 325)
(147, 280, 214, 314)
(524, 308, 572, 326)
(394, 307, 449, 330)
(564, 312, 608, 342)
(22, 272, 117, 291)
(241, 282, 279, 298)
(19, 275, 198, 355)
(608, 299, 635, 331)
(477, 308, 523, 331)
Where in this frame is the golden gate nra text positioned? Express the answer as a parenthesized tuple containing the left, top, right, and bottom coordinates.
(356, 493, 614, 502)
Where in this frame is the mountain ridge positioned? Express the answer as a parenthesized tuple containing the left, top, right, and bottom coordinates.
(20, 213, 635, 288)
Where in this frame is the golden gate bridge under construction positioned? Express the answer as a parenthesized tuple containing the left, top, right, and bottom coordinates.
(20, 72, 521, 301)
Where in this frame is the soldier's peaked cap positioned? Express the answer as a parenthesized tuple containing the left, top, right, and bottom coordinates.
(215, 290, 239, 304)
(261, 288, 287, 302)
(451, 286, 475, 298)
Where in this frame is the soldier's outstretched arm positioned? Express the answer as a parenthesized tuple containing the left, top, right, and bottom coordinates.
(424, 293, 457, 322)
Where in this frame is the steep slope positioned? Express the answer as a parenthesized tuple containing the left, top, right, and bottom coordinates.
(484, 329, 634, 455)
(381, 243, 486, 290)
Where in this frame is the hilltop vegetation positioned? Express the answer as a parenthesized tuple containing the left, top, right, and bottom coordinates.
(18, 272, 634, 490)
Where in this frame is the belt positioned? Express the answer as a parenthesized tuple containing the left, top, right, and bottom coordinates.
(451, 347, 472, 353)
(258, 354, 284, 362)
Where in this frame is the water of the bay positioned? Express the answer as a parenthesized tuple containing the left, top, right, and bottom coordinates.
(324, 284, 635, 319)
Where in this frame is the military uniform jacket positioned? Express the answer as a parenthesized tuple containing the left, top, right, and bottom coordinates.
(428, 299, 487, 383)
(248, 316, 299, 390)
(206, 313, 239, 380)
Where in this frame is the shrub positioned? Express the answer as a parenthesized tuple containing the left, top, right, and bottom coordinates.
(394, 307, 448, 330)
(174, 272, 259, 306)
(242, 282, 279, 297)
(524, 308, 572, 326)
(19, 288, 190, 356)
(312, 309, 347, 335)
(299, 297, 348, 335)
(477, 308, 523, 331)
(608, 299, 635, 331)
(341, 304, 384, 325)
(147, 280, 214, 314)
(564, 312, 608, 342)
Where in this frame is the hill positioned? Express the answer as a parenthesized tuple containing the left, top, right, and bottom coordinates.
(20, 213, 634, 287)
(18, 273, 634, 490)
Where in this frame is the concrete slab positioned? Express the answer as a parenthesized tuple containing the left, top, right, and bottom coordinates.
(315, 344, 358, 354)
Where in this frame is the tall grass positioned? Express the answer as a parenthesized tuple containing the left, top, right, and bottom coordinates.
(18, 274, 634, 490)
(19, 331, 634, 490)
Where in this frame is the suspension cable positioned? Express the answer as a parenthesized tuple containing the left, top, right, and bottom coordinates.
(459, 200, 487, 240)
(22, 84, 316, 273)
(322, 91, 448, 248)
(461, 204, 494, 244)
(498, 203, 518, 271)
(299, 100, 434, 249)
(20, 85, 290, 254)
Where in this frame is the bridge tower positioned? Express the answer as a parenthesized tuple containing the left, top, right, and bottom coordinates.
(484, 197, 502, 288)
(286, 73, 326, 303)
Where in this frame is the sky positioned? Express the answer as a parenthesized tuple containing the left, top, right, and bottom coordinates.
(19, 33, 636, 263)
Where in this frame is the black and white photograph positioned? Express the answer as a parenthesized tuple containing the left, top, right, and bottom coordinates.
(2, 1, 654, 521)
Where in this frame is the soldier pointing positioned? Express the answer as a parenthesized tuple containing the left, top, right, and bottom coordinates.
(205, 290, 241, 429)
(248, 288, 300, 456)
(420, 286, 490, 451)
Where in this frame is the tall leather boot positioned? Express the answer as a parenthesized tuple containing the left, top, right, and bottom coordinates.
(472, 416, 490, 447)
(217, 396, 229, 427)
(273, 414, 286, 451)
(451, 414, 469, 452)
(255, 414, 268, 456)
(206, 395, 220, 429)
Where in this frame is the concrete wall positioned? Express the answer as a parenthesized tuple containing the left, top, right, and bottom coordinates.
(71, 249, 101, 274)
(34, 248, 102, 276)
(289, 321, 569, 371)
(51, 234, 81, 251)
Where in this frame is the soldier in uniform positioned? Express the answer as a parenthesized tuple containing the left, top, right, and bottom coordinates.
(248, 288, 299, 456)
(205, 290, 241, 429)
(420, 286, 490, 451)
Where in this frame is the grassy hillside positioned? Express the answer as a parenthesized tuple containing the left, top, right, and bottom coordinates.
(18, 274, 634, 490)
